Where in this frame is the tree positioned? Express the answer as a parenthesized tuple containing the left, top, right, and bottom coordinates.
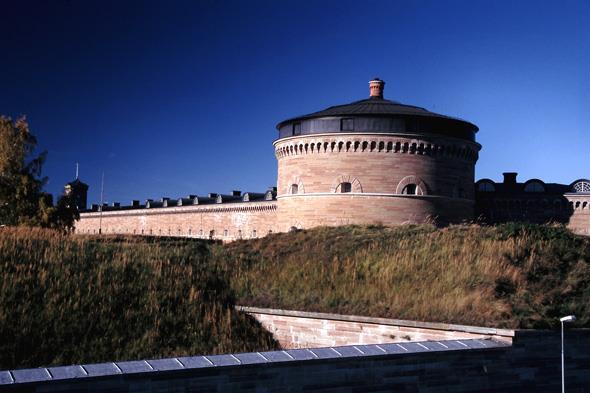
(0, 116, 78, 230)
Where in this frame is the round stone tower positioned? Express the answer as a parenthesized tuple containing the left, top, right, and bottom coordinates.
(273, 78, 481, 231)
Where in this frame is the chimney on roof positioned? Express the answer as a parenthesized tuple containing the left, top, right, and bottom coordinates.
(132, 200, 140, 207)
(503, 172, 518, 185)
(369, 78, 385, 98)
(232, 190, 241, 197)
(112, 202, 120, 208)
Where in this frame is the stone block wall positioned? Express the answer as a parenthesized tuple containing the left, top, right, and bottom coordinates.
(274, 133, 480, 229)
(238, 306, 514, 348)
(75, 201, 277, 241)
(566, 194, 590, 235)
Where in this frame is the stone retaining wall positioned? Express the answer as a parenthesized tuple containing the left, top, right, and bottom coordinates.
(238, 306, 515, 347)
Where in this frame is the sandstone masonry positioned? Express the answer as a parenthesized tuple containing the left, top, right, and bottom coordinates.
(73, 79, 590, 238)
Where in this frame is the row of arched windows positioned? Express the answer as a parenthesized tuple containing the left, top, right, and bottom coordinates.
(477, 179, 590, 194)
(288, 175, 429, 196)
(477, 198, 590, 212)
(290, 181, 422, 195)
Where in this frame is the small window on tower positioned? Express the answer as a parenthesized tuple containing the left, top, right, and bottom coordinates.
(291, 184, 299, 194)
(340, 118, 354, 131)
(338, 182, 352, 193)
(292, 123, 301, 136)
(402, 184, 418, 195)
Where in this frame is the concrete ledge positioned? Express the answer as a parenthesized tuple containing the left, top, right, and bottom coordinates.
(0, 339, 508, 388)
(237, 306, 515, 338)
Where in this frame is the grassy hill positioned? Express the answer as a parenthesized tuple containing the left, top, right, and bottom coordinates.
(2, 223, 589, 369)
(213, 223, 590, 329)
(0, 227, 278, 370)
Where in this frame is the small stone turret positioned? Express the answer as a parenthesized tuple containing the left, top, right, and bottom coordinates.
(64, 178, 89, 211)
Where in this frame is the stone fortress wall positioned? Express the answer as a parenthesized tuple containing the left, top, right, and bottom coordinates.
(75, 199, 277, 241)
(274, 132, 479, 231)
(73, 79, 590, 238)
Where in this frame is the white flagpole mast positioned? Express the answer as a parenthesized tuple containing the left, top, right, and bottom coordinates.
(99, 172, 104, 235)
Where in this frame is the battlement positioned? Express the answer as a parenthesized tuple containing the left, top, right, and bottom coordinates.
(87, 188, 277, 213)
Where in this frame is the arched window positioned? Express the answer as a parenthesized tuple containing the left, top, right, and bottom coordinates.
(252, 229, 257, 238)
(336, 182, 352, 193)
(224, 229, 228, 237)
(477, 181, 495, 192)
(573, 180, 590, 193)
(524, 181, 545, 193)
(209, 230, 215, 239)
(396, 175, 427, 196)
(291, 184, 299, 194)
(402, 184, 418, 195)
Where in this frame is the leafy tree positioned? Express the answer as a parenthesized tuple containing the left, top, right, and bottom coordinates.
(0, 116, 78, 230)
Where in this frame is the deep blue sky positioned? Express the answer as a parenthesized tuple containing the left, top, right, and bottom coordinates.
(1, 0, 588, 205)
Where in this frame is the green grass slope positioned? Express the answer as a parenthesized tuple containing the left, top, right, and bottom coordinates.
(0, 228, 278, 370)
(213, 223, 590, 329)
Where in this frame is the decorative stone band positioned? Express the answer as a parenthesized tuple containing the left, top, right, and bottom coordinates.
(79, 201, 277, 218)
(276, 193, 475, 203)
(273, 133, 481, 162)
(0, 339, 509, 387)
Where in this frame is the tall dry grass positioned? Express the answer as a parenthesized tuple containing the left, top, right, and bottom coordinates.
(214, 223, 590, 329)
(2, 223, 587, 369)
(0, 227, 277, 370)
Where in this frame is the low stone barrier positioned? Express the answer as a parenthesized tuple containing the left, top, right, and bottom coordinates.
(237, 305, 515, 348)
(2, 330, 590, 392)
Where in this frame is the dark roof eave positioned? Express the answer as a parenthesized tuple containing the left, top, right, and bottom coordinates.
(275, 102, 479, 132)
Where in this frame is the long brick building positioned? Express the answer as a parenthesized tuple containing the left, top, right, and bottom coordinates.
(73, 79, 590, 238)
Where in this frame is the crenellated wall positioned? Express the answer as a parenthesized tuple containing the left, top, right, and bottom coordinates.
(75, 201, 277, 240)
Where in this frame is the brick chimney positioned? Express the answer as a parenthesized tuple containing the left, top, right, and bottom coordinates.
(369, 78, 385, 98)
(503, 172, 518, 184)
